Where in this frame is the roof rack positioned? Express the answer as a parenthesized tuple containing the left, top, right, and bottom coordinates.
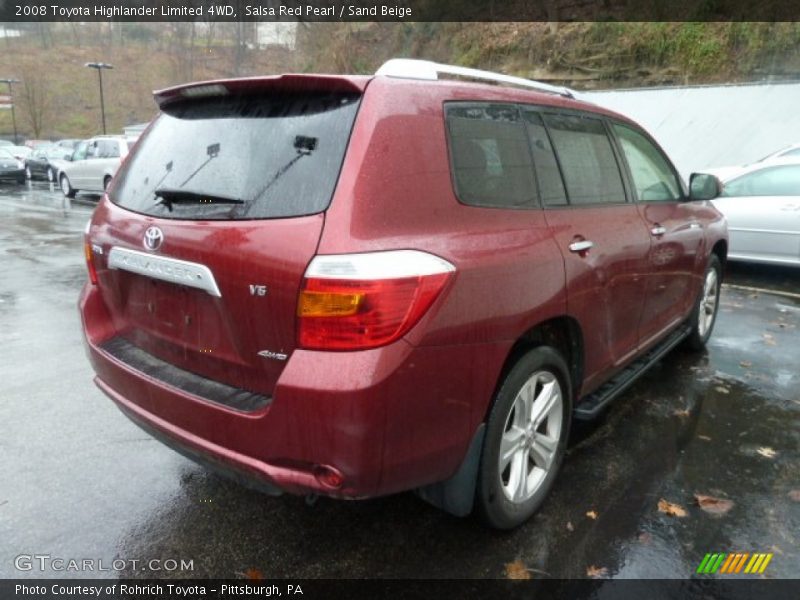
(375, 59, 575, 99)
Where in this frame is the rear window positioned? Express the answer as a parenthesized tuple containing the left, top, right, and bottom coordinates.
(110, 92, 360, 220)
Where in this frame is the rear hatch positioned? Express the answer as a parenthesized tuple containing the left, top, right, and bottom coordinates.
(90, 77, 365, 403)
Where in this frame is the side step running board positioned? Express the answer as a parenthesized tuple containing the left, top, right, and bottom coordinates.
(573, 325, 691, 420)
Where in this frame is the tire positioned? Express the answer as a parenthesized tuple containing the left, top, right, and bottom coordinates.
(685, 254, 722, 351)
(476, 346, 572, 529)
(46, 167, 54, 182)
(60, 174, 76, 198)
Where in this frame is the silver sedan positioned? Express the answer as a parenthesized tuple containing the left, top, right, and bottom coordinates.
(709, 158, 800, 267)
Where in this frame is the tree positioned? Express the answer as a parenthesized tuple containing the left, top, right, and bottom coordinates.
(17, 72, 52, 139)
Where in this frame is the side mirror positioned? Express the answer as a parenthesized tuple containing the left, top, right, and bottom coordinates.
(689, 173, 722, 201)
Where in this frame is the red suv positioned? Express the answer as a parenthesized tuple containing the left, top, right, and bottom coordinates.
(80, 59, 727, 529)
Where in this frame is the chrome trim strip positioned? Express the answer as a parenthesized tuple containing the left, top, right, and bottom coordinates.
(107, 247, 222, 297)
(305, 250, 456, 280)
(729, 227, 798, 235)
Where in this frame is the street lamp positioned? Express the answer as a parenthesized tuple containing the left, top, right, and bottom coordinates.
(0, 78, 20, 144)
(85, 62, 113, 135)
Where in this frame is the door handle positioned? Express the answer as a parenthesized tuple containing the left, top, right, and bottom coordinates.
(568, 240, 594, 253)
(651, 225, 667, 236)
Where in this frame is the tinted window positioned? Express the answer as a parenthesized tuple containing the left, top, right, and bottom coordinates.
(445, 103, 538, 209)
(723, 165, 800, 197)
(543, 114, 625, 205)
(612, 123, 681, 202)
(522, 110, 567, 206)
(111, 92, 360, 220)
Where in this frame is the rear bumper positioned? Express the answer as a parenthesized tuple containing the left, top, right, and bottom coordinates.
(79, 283, 509, 499)
(0, 168, 24, 181)
(110, 387, 284, 498)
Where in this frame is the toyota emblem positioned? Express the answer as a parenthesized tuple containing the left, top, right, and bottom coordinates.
(143, 226, 164, 251)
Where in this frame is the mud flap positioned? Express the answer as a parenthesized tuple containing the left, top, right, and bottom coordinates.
(415, 424, 485, 517)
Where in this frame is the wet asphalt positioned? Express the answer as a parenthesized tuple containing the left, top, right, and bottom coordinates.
(0, 181, 798, 581)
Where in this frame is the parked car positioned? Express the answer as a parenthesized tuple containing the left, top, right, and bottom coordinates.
(708, 158, 800, 267)
(755, 142, 800, 164)
(0, 147, 26, 184)
(7, 145, 31, 161)
(23, 139, 51, 149)
(57, 139, 82, 150)
(59, 136, 130, 197)
(25, 144, 72, 182)
(79, 59, 728, 529)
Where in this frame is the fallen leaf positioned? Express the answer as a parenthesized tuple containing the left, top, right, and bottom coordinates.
(714, 386, 730, 394)
(586, 565, 608, 578)
(739, 361, 752, 368)
(762, 333, 777, 346)
(757, 446, 777, 459)
(505, 560, 532, 580)
(586, 510, 598, 520)
(694, 493, 734, 515)
(698, 435, 712, 441)
(673, 408, 690, 417)
(658, 498, 687, 517)
(788, 490, 800, 502)
(244, 568, 264, 581)
(566, 521, 574, 532)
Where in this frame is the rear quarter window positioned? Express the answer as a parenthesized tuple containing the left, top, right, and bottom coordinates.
(110, 92, 361, 220)
(445, 103, 538, 209)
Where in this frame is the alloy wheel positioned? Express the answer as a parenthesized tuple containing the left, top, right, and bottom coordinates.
(698, 268, 718, 337)
(499, 370, 563, 503)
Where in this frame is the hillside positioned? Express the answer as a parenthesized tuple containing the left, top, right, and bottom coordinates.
(1, 22, 799, 140)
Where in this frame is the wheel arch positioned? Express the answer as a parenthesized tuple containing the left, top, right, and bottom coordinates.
(484, 316, 584, 423)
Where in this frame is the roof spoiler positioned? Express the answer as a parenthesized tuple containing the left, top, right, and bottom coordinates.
(153, 74, 369, 108)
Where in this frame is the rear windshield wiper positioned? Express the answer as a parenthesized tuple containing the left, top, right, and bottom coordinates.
(154, 188, 244, 212)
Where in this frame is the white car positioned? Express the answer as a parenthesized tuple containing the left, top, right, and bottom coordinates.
(755, 142, 800, 164)
(709, 158, 800, 267)
(59, 136, 130, 197)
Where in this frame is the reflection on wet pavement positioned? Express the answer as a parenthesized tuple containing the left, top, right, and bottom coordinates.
(1, 185, 797, 581)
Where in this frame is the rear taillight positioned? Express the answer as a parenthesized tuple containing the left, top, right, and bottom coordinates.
(84, 220, 98, 285)
(297, 250, 455, 351)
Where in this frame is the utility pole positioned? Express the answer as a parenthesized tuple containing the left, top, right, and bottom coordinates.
(85, 62, 113, 134)
(0, 78, 20, 144)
